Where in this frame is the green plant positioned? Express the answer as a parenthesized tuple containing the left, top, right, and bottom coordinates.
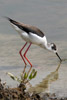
(7, 69, 37, 84)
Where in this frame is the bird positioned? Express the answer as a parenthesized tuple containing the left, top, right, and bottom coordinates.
(4, 17, 62, 73)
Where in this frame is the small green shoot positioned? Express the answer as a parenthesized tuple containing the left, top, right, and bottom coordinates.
(24, 72, 28, 80)
(29, 69, 37, 80)
(7, 69, 37, 84)
(7, 72, 21, 83)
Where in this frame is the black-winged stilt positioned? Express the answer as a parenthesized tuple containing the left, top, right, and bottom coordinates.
(5, 17, 62, 72)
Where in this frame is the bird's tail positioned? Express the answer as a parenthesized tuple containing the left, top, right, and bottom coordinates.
(3, 16, 22, 32)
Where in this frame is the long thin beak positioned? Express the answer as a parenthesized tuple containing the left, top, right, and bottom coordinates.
(56, 52, 62, 62)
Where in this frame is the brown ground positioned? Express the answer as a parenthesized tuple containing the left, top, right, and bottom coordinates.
(0, 79, 67, 100)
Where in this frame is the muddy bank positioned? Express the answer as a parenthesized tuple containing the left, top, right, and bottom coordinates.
(0, 79, 67, 100)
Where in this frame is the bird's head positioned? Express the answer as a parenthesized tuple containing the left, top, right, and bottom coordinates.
(47, 43, 62, 62)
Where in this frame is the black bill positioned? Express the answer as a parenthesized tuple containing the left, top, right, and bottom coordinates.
(56, 52, 62, 62)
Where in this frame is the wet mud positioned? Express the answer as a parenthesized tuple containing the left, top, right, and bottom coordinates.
(0, 79, 67, 100)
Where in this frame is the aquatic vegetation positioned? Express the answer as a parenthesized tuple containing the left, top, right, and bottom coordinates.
(7, 69, 37, 84)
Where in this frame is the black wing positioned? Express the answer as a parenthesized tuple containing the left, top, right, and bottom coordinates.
(6, 17, 45, 37)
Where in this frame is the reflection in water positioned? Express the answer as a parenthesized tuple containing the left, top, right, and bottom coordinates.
(0, 34, 67, 96)
(28, 62, 61, 93)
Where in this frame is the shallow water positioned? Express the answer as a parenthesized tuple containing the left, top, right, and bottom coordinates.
(0, 34, 67, 97)
(0, 0, 67, 97)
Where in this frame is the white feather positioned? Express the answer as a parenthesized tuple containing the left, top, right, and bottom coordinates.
(11, 23, 22, 33)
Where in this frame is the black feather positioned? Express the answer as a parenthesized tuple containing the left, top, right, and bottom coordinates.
(5, 17, 44, 37)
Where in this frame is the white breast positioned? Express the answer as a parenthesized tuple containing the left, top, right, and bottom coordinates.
(19, 32, 47, 48)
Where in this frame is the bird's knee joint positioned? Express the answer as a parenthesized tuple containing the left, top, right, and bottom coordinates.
(24, 54, 26, 57)
(19, 51, 21, 54)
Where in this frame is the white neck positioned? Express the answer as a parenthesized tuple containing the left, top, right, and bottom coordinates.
(45, 43, 52, 51)
(39, 36, 50, 50)
(39, 36, 52, 51)
(43, 36, 51, 50)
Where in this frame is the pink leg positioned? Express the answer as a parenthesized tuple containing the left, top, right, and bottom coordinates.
(19, 42, 27, 72)
(24, 43, 32, 73)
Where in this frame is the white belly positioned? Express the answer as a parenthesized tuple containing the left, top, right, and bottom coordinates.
(20, 32, 46, 46)
(20, 32, 30, 42)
